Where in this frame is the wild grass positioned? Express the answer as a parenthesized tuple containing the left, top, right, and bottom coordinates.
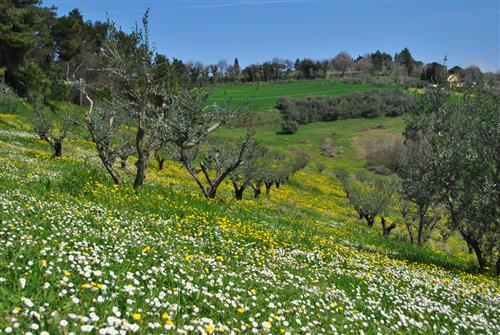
(0, 86, 498, 334)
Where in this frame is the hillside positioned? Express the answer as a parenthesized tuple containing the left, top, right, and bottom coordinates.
(209, 81, 384, 112)
(211, 80, 404, 171)
(208, 80, 397, 128)
(0, 87, 498, 335)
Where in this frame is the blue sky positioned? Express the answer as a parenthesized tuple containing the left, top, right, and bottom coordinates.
(43, 0, 500, 71)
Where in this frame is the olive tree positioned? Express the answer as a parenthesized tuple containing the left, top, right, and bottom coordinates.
(261, 152, 309, 194)
(115, 127, 135, 169)
(336, 170, 397, 236)
(404, 87, 500, 273)
(248, 151, 285, 198)
(84, 101, 136, 184)
(31, 102, 76, 158)
(26, 63, 75, 158)
(99, 13, 173, 189)
(167, 89, 246, 198)
(229, 143, 267, 200)
(179, 133, 254, 199)
(154, 142, 178, 170)
(397, 139, 442, 244)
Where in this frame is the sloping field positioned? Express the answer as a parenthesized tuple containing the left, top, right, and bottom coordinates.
(209, 80, 385, 112)
(0, 109, 498, 335)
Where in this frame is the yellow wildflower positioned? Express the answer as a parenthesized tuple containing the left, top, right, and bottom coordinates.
(205, 324, 215, 334)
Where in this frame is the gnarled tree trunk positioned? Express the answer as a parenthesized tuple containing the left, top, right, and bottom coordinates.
(158, 159, 165, 170)
(252, 181, 262, 199)
(134, 155, 149, 190)
(460, 230, 486, 271)
(265, 182, 273, 195)
(133, 117, 148, 189)
(381, 216, 396, 236)
(362, 213, 376, 228)
(54, 141, 63, 157)
(231, 180, 247, 200)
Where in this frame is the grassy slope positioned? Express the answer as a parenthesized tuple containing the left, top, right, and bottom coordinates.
(208, 80, 395, 127)
(209, 81, 382, 112)
(0, 86, 498, 335)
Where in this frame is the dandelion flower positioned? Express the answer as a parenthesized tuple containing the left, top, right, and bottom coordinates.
(205, 324, 215, 334)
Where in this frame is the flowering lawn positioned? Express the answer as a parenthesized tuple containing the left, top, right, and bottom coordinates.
(0, 115, 499, 335)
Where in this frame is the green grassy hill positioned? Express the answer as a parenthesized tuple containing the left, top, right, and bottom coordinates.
(0, 85, 498, 335)
(209, 80, 387, 128)
(209, 80, 386, 112)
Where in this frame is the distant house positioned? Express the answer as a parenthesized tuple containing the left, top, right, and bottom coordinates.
(447, 74, 463, 87)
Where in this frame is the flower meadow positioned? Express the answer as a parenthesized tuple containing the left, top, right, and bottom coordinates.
(0, 115, 499, 335)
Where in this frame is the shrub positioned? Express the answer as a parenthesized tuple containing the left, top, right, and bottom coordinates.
(276, 89, 410, 128)
(315, 163, 325, 173)
(320, 138, 337, 157)
(280, 119, 298, 134)
(364, 135, 404, 173)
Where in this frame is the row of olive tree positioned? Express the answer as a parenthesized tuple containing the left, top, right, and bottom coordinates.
(68, 14, 242, 193)
(336, 87, 499, 275)
(63, 13, 308, 201)
(401, 87, 499, 274)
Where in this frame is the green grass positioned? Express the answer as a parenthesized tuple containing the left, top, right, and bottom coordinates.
(209, 80, 389, 112)
(217, 116, 405, 171)
(0, 85, 498, 335)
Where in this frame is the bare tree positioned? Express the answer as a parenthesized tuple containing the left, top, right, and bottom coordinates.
(461, 65, 482, 85)
(355, 58, 374, 74)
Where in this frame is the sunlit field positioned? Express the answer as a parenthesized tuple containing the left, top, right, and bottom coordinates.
(209, 80, 388, 112)
(2, 0, 499, 333)
(0, 97, 498, 334)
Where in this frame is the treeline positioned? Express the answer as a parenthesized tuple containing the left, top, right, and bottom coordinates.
(2, 1, 496, 102)
(277, 89, 410, 133)
(190, 49, 495, 87)
(336, 88, 500, 275)
(0, 1, 207, 101)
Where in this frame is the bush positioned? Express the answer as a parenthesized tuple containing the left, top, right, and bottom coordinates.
(320, 137, 337, 157)
(363, 135, 404, 173)
(340, 77, 367, 85)
(276, 89, 410, 127)
(396, 76, 426, 88)
(315, 163, 325, 173)
(371, 77, 393, 87)
(280, 119, 298, 134)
